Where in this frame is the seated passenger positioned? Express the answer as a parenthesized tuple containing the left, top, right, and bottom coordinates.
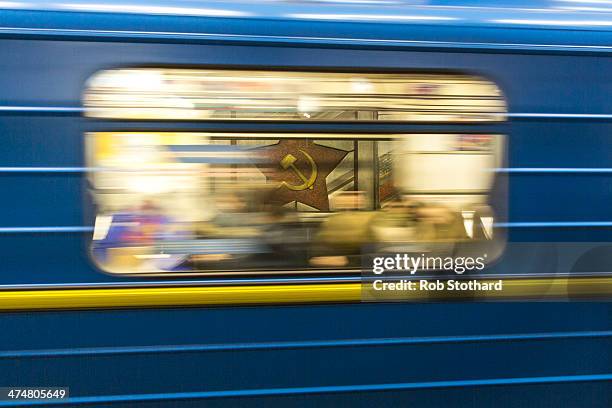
(95, 199, 180, 271)
(309, 191, 377, 267)
(372, 197, 467, 244)
(260, 205, 310, 266)
(195, 191, 261, 239)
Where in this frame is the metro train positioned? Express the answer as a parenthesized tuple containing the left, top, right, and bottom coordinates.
(0, 0, 611, 407)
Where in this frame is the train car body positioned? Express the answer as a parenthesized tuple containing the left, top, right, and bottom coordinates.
(0, 0, 611, 406)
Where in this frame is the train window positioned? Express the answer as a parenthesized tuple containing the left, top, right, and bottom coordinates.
(87, 132, 505, 275)
(84, 69, 506, 122)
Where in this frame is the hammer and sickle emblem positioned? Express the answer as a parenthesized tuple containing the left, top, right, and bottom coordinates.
(279, 149, 318, 191)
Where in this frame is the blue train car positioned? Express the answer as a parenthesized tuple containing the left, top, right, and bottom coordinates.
(0, 1, 611, 406)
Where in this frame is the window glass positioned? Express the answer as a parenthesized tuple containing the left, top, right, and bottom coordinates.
(87, 132, 505, 275)
(84, 69, 506, 122)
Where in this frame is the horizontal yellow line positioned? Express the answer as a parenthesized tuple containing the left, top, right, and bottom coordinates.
(0, 277, 609, 311)
(0, 284, 362, 311)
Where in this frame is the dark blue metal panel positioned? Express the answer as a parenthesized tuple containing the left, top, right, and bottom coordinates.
(3, 0, 612, 54)
(0, 303, 610, 406)
(1, 38, 612, 283)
